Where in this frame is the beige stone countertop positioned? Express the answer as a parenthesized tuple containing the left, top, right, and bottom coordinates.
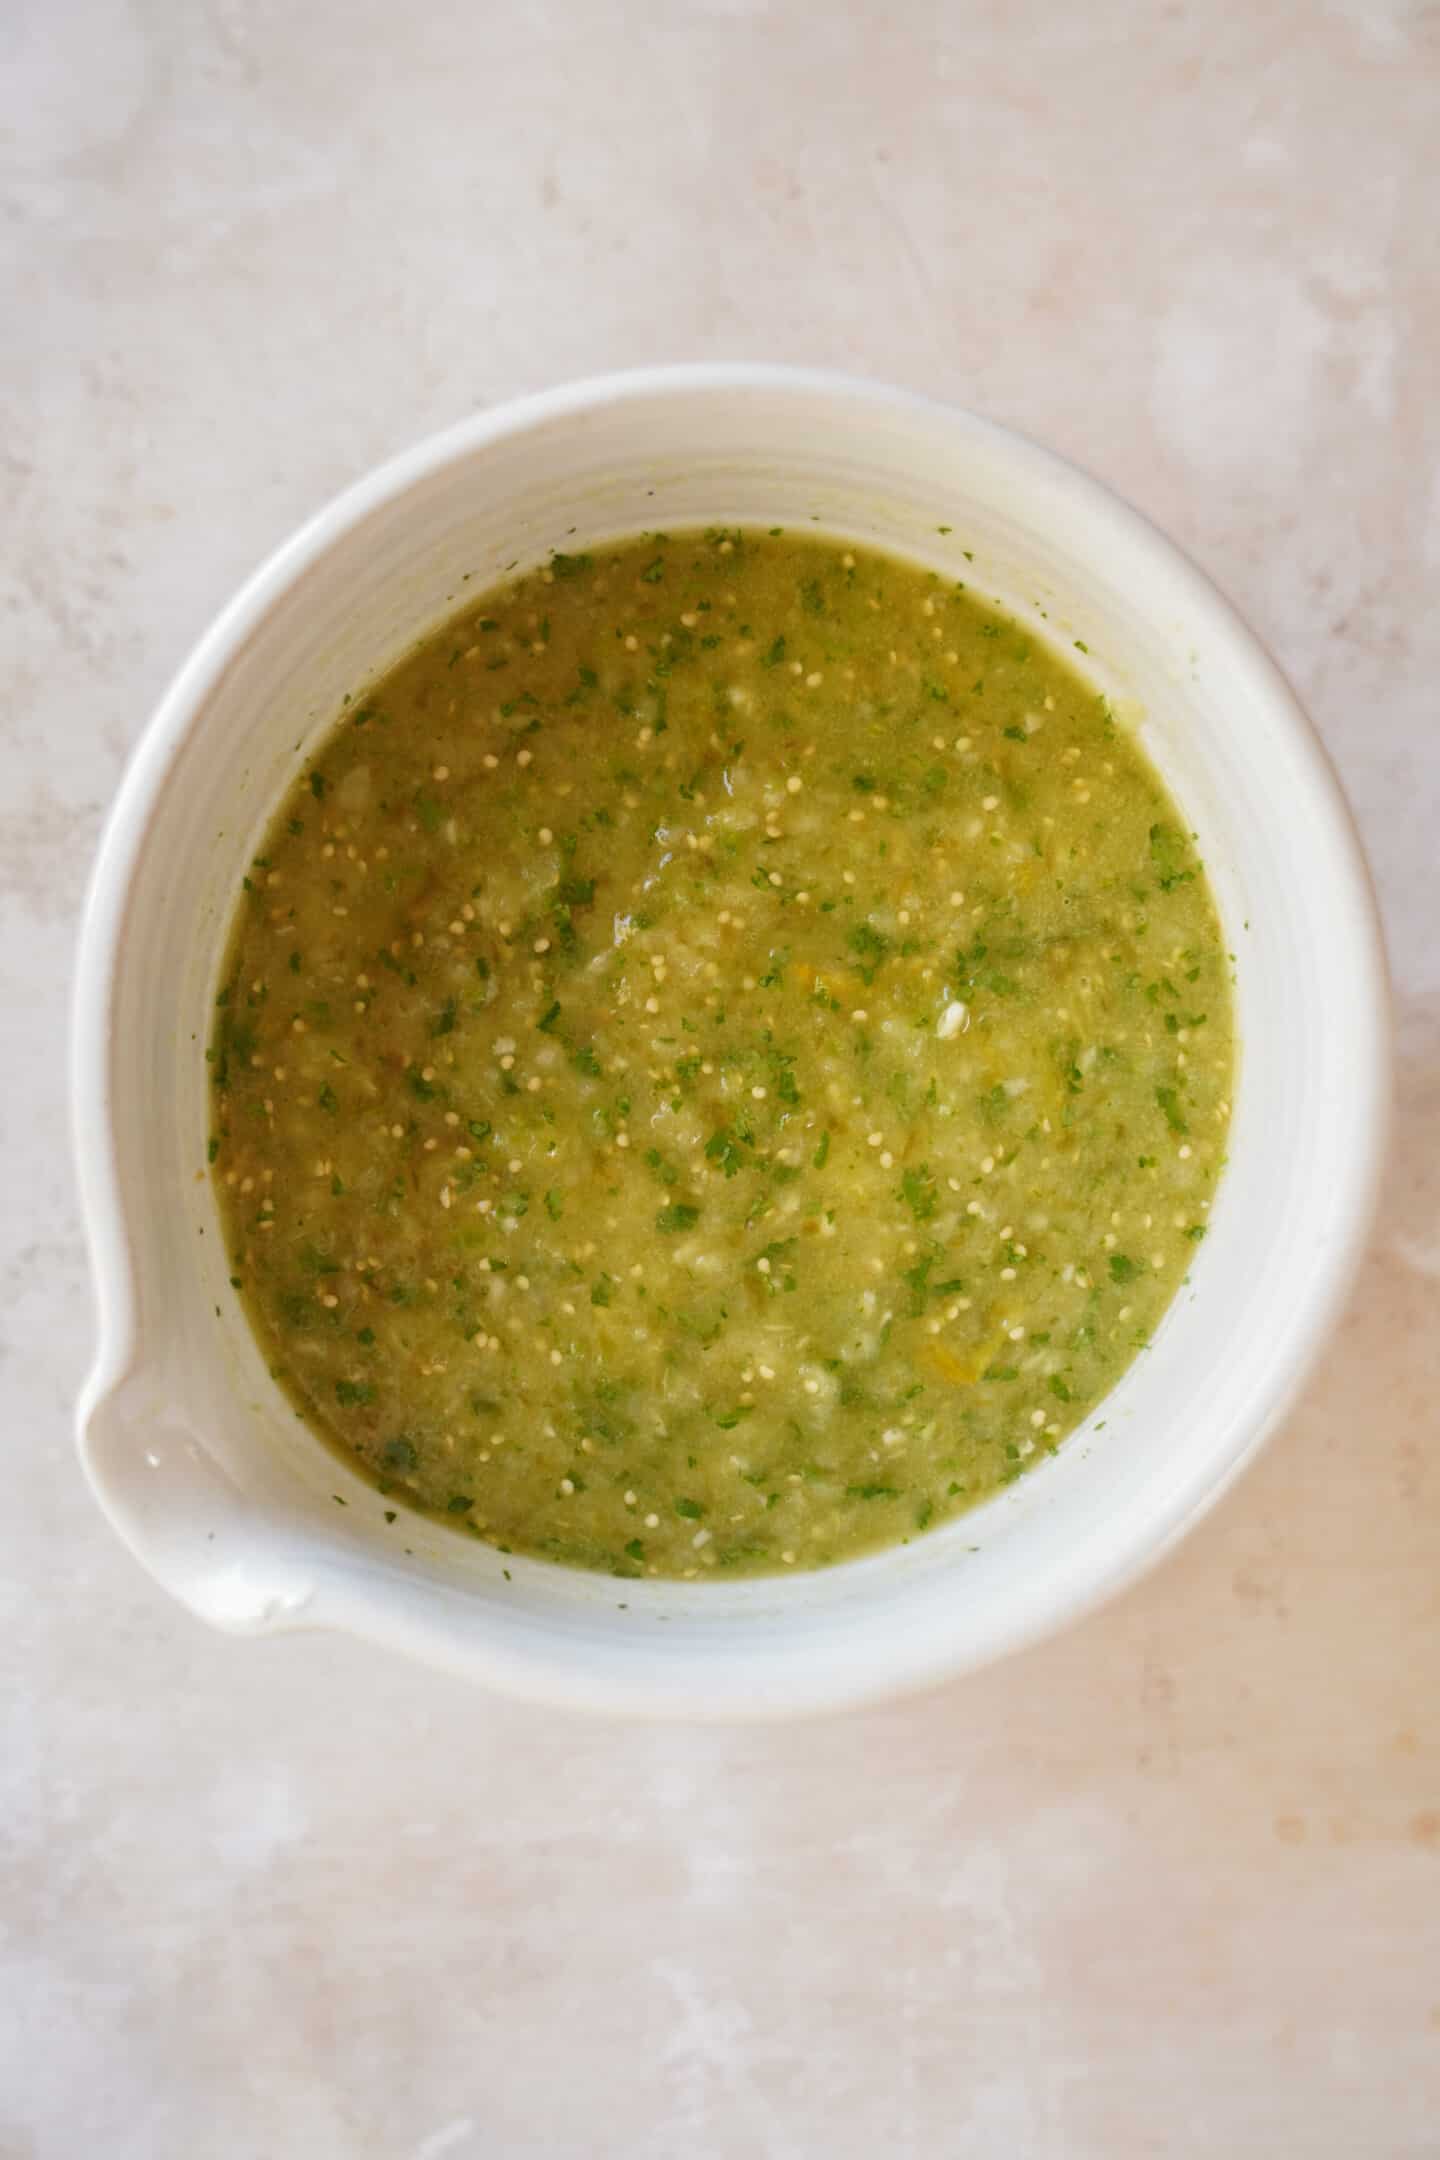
(4, 1, 1438, 2152)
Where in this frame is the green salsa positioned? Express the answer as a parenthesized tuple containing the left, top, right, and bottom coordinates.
(209, 529, 1233, 1578)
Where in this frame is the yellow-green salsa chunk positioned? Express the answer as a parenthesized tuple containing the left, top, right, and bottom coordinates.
(210, 529, 1232, 1579)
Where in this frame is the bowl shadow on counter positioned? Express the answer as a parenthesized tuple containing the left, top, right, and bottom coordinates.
(890, 989, 1440, 1766)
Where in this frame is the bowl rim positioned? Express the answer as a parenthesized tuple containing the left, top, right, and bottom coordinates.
(71, 362, 1393, 1714)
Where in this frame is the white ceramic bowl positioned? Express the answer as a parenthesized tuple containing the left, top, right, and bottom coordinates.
(73, 366, 1389, 1717)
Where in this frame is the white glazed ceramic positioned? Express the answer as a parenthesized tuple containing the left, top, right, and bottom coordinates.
(72, 366, 1389, 1718)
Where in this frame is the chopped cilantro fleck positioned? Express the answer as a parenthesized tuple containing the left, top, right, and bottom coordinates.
(705, 1128, 745, 1178)
(1155, 1085, 1189, 1134)
(847, 922, 889, 981)
(900, 1164, 938, 1221)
